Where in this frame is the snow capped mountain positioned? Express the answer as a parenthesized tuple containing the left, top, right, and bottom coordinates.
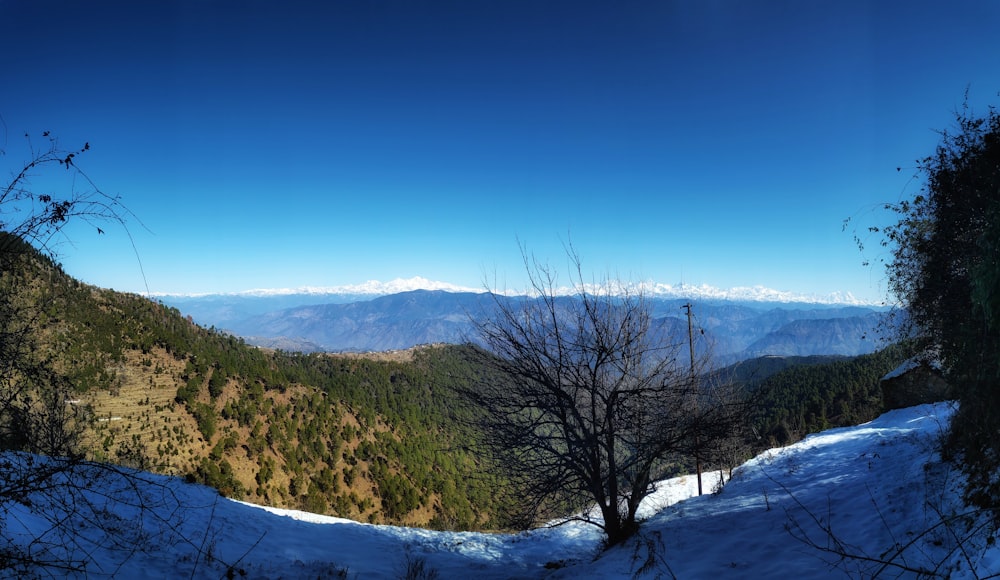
(161, 288, 884, 356)
(153, 277, 483, 298)
(155, 277, 881, 307)
(154, 279, 889, 356)
(618, 282, 877, 306)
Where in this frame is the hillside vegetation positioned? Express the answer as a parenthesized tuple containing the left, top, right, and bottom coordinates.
(8, 243, 503, 530)
(739, 345, 914, 445)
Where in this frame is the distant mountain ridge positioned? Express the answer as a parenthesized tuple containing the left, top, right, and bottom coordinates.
(159, 288, 888, 360)
(158, 277, 482, 299)
(154, 277, 881, 306)
(228, 291, 492, 352)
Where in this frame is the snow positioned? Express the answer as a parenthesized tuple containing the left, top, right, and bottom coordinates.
(4, 402, 997, 578)
(636, 282, 876, 306)
(882, 353, 944, 381)
(153, 279, 880, 306)
(152, 277, 484, 298)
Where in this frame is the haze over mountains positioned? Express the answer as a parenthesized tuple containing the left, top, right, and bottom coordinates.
(158, 277, 878, 305)
(157, 279, 889, 360)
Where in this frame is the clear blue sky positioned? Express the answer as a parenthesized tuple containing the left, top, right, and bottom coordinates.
(2, 1, 998, 301)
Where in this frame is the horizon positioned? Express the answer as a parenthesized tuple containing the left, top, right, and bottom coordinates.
(150, 275, 884, 307)
(4, 1, 998, 304)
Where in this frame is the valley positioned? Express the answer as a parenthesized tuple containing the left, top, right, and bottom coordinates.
(159, 289, 888, 359)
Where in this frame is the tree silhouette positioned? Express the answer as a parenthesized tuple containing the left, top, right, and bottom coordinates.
(0, 129, 150, 574)
(462, 246, 748, 546)
(0, 130, 134, 259)
(875, 99, 1000, 516)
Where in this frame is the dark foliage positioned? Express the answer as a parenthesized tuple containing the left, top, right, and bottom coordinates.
(871, 100, 1000, 516)
(749, 344, 913, 446)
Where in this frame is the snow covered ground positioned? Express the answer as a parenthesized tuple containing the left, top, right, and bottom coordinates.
(4, 401, 998, 578)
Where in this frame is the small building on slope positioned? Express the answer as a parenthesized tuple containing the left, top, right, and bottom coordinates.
(880, 354, 951, 410)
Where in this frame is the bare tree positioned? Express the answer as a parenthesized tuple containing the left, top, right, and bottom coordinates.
(0, 128, 131, 457)
(0, 127, 151, 574)
(0, 128, 138, 256)
(463, 248, 747, 546)
(0, 128, 268, 576)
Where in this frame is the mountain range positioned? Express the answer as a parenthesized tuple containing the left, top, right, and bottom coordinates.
(158, 285, 890, 361)
(158, 277, 879, 306)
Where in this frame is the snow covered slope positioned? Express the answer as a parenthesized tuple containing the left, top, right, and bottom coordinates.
(4, 402, 997, 578)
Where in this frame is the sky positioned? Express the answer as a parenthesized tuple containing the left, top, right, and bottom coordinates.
(7, 402, 998, 577)
(1, 1, 998, 302)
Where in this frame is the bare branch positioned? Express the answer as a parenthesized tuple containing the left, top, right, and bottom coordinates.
(459, 245, 751, 546)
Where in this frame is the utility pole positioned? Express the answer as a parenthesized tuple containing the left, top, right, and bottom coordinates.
(682, 302, 703, 496)
(683, 303, 695, 374)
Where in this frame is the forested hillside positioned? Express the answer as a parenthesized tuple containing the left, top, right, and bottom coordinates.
(747, 344, 914, 445)
(8, 243, 505, 530)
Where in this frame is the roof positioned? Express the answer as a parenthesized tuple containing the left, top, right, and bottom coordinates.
(881, 355, 943, 382)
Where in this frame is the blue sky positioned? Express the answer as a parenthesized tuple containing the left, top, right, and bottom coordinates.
(2, 1, 998, 301)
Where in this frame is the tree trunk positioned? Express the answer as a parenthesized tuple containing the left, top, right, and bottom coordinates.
(603, 510, 638, 546)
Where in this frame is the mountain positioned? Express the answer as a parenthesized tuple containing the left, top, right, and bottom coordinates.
(8, 402, 996, 578)
(0, 245, 505, 529)
(157, 277, 483, 328)
(165, 289, 889, 359)
(645, 299, 884, 362)
(223, 290, 497, 352)
(711, 354, 851, 387)
(740, 313, 882, 357)
(156, 278, 879, 309)
(154, 278, 882, 337)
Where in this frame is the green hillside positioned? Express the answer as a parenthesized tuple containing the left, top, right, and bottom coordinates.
(749, 344, 914, 445)
(712, 354, 849, 388)
(4, 240, 504, 530)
